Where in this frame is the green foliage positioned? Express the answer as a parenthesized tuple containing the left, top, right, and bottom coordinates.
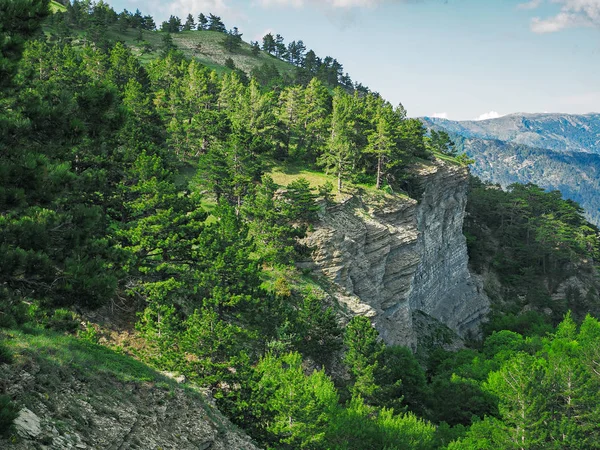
(45, 308, 78, 333)
(221, 28, 242, 53)
(10, 5, 600, 449)
(252, 351, 339, 449)
(375, 345, 429, 414)
(343, 316, 384, 401)
(325, 396, 436, 450)
(294, 295, 342, 366)
(318, 88, 358, 191)
(429, 375, 498, 426)
(0, 341, 13, 364)
(428, 129, 456, 156)
(466, 176, 600, 326)
(0, 395, 18, 437)
(0, 0, 49, 88)
(443, 314, 600, 449)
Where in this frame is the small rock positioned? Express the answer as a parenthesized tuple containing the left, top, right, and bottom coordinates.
(198, 441, 213, 450)
(14, 408, 42, 439)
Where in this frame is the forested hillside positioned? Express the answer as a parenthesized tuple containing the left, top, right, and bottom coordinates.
(2, 1, 600, 449)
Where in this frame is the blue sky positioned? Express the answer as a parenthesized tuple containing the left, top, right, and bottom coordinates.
(110, 0, 600, 120)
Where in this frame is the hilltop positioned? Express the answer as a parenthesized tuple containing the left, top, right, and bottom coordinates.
(43, 1, 361, 91)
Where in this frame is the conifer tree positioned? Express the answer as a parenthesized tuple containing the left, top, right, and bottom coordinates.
(262, 33, 276, 54)
(197, 13, 208, 30)
(344, 316, 385, 401)
(182, 13, 195, 31)
(207, 13, 226, 32)
(318, 88, 357, 191)
(365, 101, 396, 189)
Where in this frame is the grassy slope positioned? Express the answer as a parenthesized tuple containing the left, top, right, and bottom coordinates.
(44, 13, 297, 77)
(0, 325, 256, 447)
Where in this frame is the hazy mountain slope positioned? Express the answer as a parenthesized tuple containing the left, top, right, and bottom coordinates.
(424, 113, 600, 154)
(460, 137, 600, 225)
(422, 114, 600, 226)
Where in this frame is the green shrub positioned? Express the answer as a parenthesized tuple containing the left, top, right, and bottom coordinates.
(46, 309, 78, 333)
(0, 343, 12, 364)
(0, 292, 28, 329)
(0, 395, 18, 436)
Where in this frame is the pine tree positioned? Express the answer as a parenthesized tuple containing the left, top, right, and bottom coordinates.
(365, 101, 396, 189)
(274, 33, 286, 59)
(141, 15, 155, 30)
(318, 88, 357, 191)
(0, 0, 50, 88)
(250, 40, 260, 56)
(197, 13, 208, 30)
(207, 13, 226, 32)
(252, 352, 339, 448)
(262, 33, 276, 54)
(160, 33, 176, 57)
(222, 28, 242, 53)
(344, 316, 384, 401)
(182, 13, 195, 31)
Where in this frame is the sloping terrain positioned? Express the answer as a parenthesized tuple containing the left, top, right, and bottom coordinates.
(0, 328, 259, 450)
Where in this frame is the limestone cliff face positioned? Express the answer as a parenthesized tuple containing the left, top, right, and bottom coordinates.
(300, 161, 489, 349)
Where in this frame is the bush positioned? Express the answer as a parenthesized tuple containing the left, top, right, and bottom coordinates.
(0, 395, 18, 436)
(0, 293, 28, 329)
(46, 309, 79, 333)
(0, 343, 12, 364)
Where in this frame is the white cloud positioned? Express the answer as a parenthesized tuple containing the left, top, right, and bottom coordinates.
(517, 0, 543, 10)
(254, 28, 275, 42)
(431, 112, 449, 119)
(474, 111, 502, 121)
(528, 0, 600, 33)
(130, 0, 245, 24)
(257, 0, 423, 9)
(166, 0, 232, 16)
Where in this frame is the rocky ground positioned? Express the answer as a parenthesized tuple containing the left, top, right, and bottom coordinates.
(0, 329, 259, 450)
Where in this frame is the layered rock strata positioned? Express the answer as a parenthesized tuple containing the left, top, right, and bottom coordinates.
(300, 161, 489, 349)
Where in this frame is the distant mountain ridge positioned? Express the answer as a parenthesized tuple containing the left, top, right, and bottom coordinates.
(421, 113, 600, 226)
(424, 113, 600, 154)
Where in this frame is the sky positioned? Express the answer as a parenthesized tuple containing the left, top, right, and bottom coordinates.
(109, 0, 600, 121)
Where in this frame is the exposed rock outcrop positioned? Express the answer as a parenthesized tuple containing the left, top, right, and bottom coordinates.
(300, 161, 489, 349)
(0, 359, 259, 450)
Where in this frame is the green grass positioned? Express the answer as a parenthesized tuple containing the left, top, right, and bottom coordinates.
(3, 327, 170, 386)
(268, 161, 406, 203)
(269, 163, 337, 189)
(172, 31, 295, 77)
(432, 150, 467, 166)
(49, 0, 66, 13)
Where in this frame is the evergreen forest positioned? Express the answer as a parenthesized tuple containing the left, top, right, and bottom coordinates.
(1, 1, 600, 448)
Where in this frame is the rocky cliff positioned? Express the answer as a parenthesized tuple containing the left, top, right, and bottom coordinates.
(300, 161, 489, 349)
(0, 330, 259, 450)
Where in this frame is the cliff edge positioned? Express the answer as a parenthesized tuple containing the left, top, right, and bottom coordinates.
(300, 161, 489, 349)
